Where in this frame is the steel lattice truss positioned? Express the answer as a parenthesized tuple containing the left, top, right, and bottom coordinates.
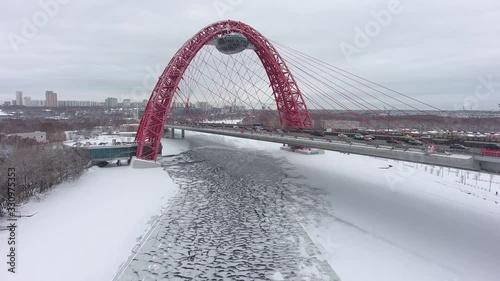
(136, 20, 313, 160)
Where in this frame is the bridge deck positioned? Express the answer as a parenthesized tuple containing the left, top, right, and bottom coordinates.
(168, 125, 500, 173)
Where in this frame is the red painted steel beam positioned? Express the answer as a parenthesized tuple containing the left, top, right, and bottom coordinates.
(136, 20, 313, 161)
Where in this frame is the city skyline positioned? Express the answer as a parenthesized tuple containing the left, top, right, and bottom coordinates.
(2, 90, 229, 108)
(0, 1, 499, 110)
(1, 90, 148, 106)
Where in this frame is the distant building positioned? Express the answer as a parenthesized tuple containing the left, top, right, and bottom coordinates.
(233, 105, 246, 111)
(130, 102, 144, 108)
(58, 100, 100, 107)
(31, 100, 45, 107)
(196, 102, 212, 111)
(119, 124, 140, 132)
(16, 91, 23, 106)
(11, 100, 16, 106)
(105, 97, 119, 107)
(122, 99, 131, 107)
(8, 131, 47, 143)
(23, 96, 32, 106)
(322, 120, 361, 130)
(45, 91, 58, 107)
(3, 101, 11, 106)
(172, 101, 187, 109)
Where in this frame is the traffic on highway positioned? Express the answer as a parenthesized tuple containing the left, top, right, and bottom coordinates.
(166, 122, 500, 158)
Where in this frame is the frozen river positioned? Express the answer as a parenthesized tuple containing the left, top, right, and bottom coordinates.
(3, 133, 499, 281)
(114, 137, 341, 280)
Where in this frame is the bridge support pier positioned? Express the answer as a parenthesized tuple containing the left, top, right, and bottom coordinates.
(181, 129, 185, 139)
(171, 128, 175, 139)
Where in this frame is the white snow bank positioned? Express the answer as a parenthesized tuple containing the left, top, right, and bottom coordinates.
(161, 136, 190, 155)
(0, 164, 178, 281)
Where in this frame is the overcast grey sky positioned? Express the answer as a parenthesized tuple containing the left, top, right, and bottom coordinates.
(0, 0, 499, 110)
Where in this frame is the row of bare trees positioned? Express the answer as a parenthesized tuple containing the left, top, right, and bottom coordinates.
(0, 141, 90, 216)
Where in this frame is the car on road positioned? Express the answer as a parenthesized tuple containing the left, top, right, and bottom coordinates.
(253, 124, 264, 130)
(386, 138, 399, 144)
(449, 144, 467, 150)
(364, 134, 375, 140)
(309, 130, 325, 137)
(402, 135, 413, 142)
(353, 134, 365, 140)
(408, 139, 423, 146)
(338, 133, 348, 139)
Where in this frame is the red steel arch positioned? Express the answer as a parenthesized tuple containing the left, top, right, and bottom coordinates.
(136, 20, 313, 160)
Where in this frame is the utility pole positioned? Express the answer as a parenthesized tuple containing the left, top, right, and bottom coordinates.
(384, 107, 393, 133)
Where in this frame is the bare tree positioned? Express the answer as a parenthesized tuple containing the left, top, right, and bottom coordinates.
(0, 143, 90, 215)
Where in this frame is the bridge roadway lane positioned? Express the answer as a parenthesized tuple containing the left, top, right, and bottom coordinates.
(113, 139, 341, 280)
(167, 125, 484, 172)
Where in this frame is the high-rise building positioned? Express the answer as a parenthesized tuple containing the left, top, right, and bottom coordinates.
(16, 91, 23, 106)
(122, 99, 131, 107)
(45, 91, 58, 107)
(105, 97, 119, 107)
(24, 96, 32, 106)
(196, 101, 212, 111)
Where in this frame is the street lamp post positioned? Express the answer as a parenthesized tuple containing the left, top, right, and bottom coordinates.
(384, 107, 392, 133)
(387, 111, 390, 133)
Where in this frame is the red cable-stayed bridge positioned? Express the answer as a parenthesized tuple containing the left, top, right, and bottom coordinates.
(134, 20, 500, 173)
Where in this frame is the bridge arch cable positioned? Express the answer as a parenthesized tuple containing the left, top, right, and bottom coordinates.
(272, 41, 491, 133)
(138, 20, 490, 161)
(174, 42, 374, 128)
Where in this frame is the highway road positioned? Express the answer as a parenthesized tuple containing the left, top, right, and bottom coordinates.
(167, 123, 482, 157)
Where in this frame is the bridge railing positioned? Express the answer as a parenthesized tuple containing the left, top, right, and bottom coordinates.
(481, 148, 500, 158)
(166, 123, 500, 159)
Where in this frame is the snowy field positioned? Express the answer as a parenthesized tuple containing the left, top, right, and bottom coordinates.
(1, 130, 500, 280)
(0, 159, 179, 281)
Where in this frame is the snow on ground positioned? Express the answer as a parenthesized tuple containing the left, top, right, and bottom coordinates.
(2, 130, 499, 281)
(64, 134, 136, 147)
(0, 163, 178, 281)
(161, 136, 190, 155)
(182, 131, 500, 281)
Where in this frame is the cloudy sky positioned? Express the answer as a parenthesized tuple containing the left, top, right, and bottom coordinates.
(0, 0, 499, 110)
